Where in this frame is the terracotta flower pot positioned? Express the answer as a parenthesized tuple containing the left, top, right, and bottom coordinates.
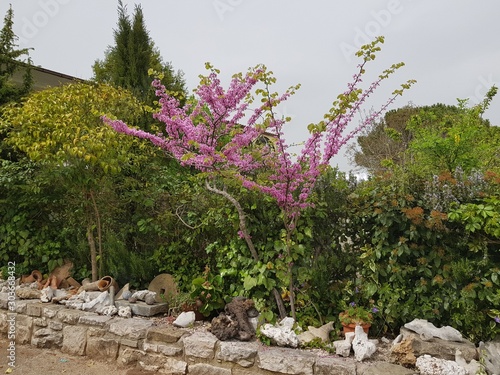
(342, 322, 371, 335)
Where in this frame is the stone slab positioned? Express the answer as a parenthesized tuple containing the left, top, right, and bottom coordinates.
(0, 292, 9, 309)
(108, 317, 153, 340)
(357, 361, 419, 375)
(26, 302, 43, 317)
(62, 325, 87, 355)
(57, 308, 90, 324)
(216, 341, 259, 368)
(79, 314, 113, 327)
(258, 347, 316, 375)
(15, 299, 40, 314)
(146, 325, 187, 343)
(42, 304, 66, 318)
(183, 331, 218, 359)
(314, 356, 356, 375)
(115, 299, 169, 317)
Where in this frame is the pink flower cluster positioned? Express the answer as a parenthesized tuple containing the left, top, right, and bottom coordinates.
(103, 43, 411, 226)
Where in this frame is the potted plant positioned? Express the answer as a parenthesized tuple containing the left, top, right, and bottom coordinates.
(339, 302, 376, 335)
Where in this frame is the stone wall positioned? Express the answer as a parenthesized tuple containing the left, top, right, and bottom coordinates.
(0, 296, 413, 375)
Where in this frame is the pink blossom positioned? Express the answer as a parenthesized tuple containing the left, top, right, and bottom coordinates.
(104, 39, 412, 230)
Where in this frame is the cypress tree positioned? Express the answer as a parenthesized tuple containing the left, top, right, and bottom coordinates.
(0, 5, 33, 106)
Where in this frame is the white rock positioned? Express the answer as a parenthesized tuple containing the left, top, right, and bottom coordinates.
(98, 305, 118, 316)
(334, 339, 352, 357)
(81, 291, 109, 311)
(248, 316, 259, 332)
(416, 354, 467, 375)
(280, 317, 295, 329)
(173, 311, 196, 328)
(455, 349, 480, 375)
(260, 319, 299, 348)
(40, 286, 54, 302)
(297, 331, 316, 345)
(118, 306, 132, 318)
(130, 289, 156, 301)
(404, 318, 464, 342)
(308, 321, 334, 342)
(352, 325, 377, 361)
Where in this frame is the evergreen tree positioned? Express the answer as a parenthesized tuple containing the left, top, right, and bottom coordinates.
(93, 1, 186, 104)
(0, 5, 33, 106)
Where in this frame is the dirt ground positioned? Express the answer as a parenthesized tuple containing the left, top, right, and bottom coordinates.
(0, 337, 155, 375)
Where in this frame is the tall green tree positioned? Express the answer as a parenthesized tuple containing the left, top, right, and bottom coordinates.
(1, 82, 144, 281)
(0, 4, 32, 106)
(350, 88, 499, 177)
(408, 87, 499, 176)
(92, 1, 186, 106)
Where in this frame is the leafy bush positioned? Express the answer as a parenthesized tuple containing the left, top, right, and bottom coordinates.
(348, 170, 500, 341)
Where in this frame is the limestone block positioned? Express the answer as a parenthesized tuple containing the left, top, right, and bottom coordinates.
(258, 347, 315, 375)
(139, 362, 160, 372)
(143, 342, 158, 353)
(15, 300, 39, 314)
(87, 326, 106, 337)
(26, 302, 43, 317)
(49, 320, 63, 331)
(416, 354, 467, 375)
(187, 363, 230, 375)
(183, 331, 218, 359)
(0, 292, 9, 309)
(146, 325, 187, 344)
(216, 341, 259, 367)
(31, 327, 63, 348)
(0, 312, 7, 334)
(392, 328, 477, 363)
(78, 314, 113, 327)
(117, 347, 147, 366)
(57, 308, 89, 324)
(15, 314, 33, 344)
(404, 319, 464, 342)
(357, 361, 419, 375)
(15, 287, 41, 299)
(108, 317, 153, 340)
(158, 344, 183, 356)
(314, 356, 356, 375)
(120, 338, 139, 348)
(33, 317, 48, 327)
(160, 357, 188, 375)
(62, 325, 87, 355)
(43, 304, 65, 318)
(86, 335, 119, 360)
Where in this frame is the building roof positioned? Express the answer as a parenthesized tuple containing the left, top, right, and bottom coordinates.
(10, 63, 84, 91)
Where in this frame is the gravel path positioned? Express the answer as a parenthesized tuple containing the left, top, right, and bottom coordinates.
(0, 337, 154, 375)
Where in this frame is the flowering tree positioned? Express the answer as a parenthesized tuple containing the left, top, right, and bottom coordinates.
(103, 37, 414, 319)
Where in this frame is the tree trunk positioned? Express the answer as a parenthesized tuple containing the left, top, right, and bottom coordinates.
(89, 190, 103, 279)
(205, 180, 288, 319)
(87, 224, 98, 282)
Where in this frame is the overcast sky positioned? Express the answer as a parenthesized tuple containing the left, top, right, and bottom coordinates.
(3, 1, 500, 173)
